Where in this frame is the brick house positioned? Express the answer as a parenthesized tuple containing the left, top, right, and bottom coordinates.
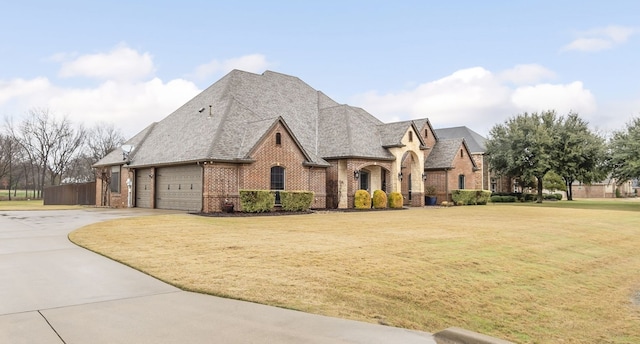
(94, 70, 480, 212)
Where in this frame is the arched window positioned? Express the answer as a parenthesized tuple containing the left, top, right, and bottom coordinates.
(408, 131, 413, 142)
(271, 166, 285, 204)
(275, 132, 282, 145)
(460, 149, 464, 158)
(424, 129, 428, 138)
(458, 174, 465, 189)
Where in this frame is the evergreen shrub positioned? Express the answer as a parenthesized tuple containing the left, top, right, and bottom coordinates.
(372, 190, 388, 209)
(239, 190, 274, 213)
(280, 191, 314, 211)
(388, 192, 403, 209)
(452, 189, 491, 205)
(354, 190, 371, 209)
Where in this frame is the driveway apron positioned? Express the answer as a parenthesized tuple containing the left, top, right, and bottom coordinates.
(0, 209, 434, 343)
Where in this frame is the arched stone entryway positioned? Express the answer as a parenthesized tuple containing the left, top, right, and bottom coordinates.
(385, 130, 425, 207)
(399, 150, 424, 206)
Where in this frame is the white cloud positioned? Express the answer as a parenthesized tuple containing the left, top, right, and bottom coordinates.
(58, 44, 155, 81)
(0, 45, 220, 136)
(350, 65, 598, 135)
(0, 46, 280, 136)
(511, 82, 596, 115)
(48, 78, 200, 136)
(498, 64, 556, 85)
(0, 77, 51, 104)
(191, 54, 271, 80)
(562, 25, 636, 52)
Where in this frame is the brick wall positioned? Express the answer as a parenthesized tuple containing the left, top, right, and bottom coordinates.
(449, 146, 477, 194)
(471, 153, 487, 190)
(95, 165, 133, 208)
(202, 121, 327, 212)
(203, 163, 239, 212)
(424, 171, 448, 202)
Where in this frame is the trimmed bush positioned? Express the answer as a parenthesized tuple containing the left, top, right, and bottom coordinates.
(491, 195, 517, 203)
(523, 193, 537, 202)
(239, 190, 274, 213)
(491, 195, 518, 203)
(452, 189, 492, 205)
(280, 191, 314, 211)
(542, 193, 563, 201)
(372, 190, 388, 209)
(354, 190, 371, 209)
(388, 192, 403, 209)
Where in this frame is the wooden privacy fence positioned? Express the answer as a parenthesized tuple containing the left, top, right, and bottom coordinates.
(44, 182, 96, 205)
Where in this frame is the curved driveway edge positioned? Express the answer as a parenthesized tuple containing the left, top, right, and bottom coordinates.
(0, 209, 435, 343)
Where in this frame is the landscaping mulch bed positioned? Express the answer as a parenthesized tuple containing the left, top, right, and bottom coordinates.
(192, 207, 411, 217)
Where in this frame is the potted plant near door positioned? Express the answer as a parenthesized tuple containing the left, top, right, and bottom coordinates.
(425, 185, 437, 206)
(222, 198, 234, 213)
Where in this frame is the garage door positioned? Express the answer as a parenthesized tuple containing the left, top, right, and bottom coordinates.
(135, 168, 153, 208)
(155, 165, 203, 212)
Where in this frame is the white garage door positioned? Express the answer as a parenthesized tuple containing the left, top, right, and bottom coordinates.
(135, 168, 153, 208)
(155, 165, 203, 212)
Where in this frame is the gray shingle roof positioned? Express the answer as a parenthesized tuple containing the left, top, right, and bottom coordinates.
(424, 138, 465, 169)
(377, 120, 425, 148)
(434, 126, 486, 153)
(95, 70, 402, 168)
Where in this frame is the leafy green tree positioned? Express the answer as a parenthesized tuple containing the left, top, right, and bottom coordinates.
(551, 112, 608, 200)
(543, 170, 567, 193)
(487, 111, 557, 203)
(609, 117, 640, 183)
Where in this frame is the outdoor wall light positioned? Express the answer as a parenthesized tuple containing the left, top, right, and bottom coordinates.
(398, 172, 403, 181)
(148, 174, 154, 179)
(422, 172, 427, 180)
(354, 170, 360, 180)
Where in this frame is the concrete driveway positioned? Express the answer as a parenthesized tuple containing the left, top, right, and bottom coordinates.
(0, 208, 435, 343)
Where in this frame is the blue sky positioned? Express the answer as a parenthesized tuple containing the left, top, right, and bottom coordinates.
(2, 1, 638, 137)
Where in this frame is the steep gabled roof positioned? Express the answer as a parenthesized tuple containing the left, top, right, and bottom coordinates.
(413, 118, 439, 142)
(94, 69, 435, 168)
(425, 138, 477, 170)
(377, 120, 426, 148)
(435, 126, 486, 153)
(317, 104, 393, 160)
(94, 122, 157, 167)
(95, 70, 334, 168)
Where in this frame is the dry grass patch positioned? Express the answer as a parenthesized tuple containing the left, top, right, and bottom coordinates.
(70, 203, 640, 343)
(0, 199, 82, 210)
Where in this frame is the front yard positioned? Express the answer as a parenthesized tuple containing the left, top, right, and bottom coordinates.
(69, 201, 640, 343)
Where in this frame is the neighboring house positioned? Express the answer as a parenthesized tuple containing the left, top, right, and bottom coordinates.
(572, 178, 635, 198)
(94, 70, 479, 212)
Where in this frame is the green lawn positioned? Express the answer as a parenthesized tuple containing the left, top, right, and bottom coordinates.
(69, 199, 640, 343)
(0, 189, 38, 200)
(515, 198, 640, 212)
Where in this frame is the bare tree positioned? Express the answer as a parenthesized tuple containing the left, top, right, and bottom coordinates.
(85, 123, 126, 206)
(8, 108, 87, 197)
(0, 134, 10, 194)
(49, 122, 86, 184)
(86, 123, 126, 164)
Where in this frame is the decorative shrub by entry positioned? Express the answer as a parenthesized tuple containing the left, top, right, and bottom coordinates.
(388, 192, 403, 209)
(280, 191, 314, 211)
(354, 190, 371, 209)
(452, 189, 492, 205)
(372, 190, 388, 209)
(239, 190, 274, 213)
